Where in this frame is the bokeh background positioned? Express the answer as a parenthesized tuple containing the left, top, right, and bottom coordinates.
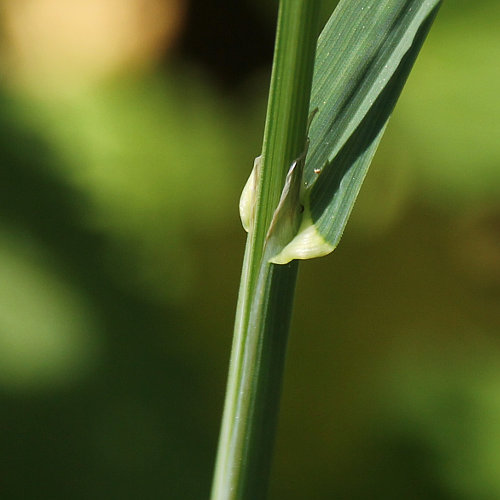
(0, 0, 499, 498)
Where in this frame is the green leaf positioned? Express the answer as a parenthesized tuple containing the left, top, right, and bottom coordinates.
(270, 0, 442, 264)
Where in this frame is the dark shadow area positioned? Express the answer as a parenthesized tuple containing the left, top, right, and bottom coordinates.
(176, 0, 276, 89)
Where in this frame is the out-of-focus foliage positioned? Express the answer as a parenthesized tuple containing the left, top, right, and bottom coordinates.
(0, 228, 99, 389)
(396, 1, 500, 207)
(0, 0, 499, 499)
(8, 74, 250, 300)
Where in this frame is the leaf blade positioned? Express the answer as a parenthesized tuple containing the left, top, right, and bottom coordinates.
(270, 0, 441, 264)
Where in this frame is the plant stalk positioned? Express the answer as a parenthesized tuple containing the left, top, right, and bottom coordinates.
(211, 2, 321, 499)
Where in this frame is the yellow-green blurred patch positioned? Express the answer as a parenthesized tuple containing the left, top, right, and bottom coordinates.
(0, 227, 100, 390)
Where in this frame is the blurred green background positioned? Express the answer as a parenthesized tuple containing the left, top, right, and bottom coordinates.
(0, 0, 499, 498)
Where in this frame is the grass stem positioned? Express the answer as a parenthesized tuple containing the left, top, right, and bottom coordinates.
(211, 2, 321, 499)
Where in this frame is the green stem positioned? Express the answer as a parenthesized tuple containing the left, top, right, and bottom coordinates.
(211, 2, 320, 499)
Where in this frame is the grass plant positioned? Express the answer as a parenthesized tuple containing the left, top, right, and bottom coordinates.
(211, 1, 442, 499)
